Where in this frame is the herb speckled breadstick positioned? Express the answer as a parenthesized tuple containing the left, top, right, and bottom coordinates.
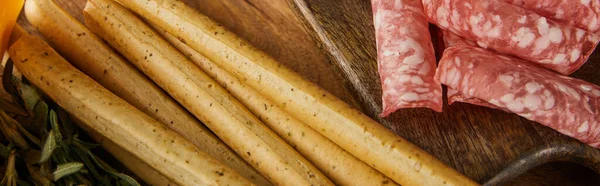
(83, 0, 332, 185)
(114, 0, 479, 185)
(23, 0, 269, 184)
(156, 25, 397, 186)
(9, 34, 252, 186)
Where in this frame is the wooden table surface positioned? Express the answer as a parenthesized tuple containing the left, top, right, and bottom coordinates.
(20, 0, 600, 185)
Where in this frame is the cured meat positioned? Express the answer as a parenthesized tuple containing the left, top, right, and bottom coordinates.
(436, 45, 600, 148)
(440, 30, 500, 108)
(423, 0, 600, 75)
(441, 31, 475, 105)
(372, 0, 442, 116)
(441, 30, 476, 48)
(505, 0, 600, 33)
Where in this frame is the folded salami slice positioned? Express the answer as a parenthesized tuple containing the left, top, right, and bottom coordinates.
(436, 45, 600, 148)
(440, 30, 500, 109)
(505, 0, 600, 33)
(423, 0, 600, 75)
(441, 30, 476, 48)
(372, 0, 442, 116)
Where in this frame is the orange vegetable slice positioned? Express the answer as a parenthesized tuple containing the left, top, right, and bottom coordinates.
(1, 0, 24, 61)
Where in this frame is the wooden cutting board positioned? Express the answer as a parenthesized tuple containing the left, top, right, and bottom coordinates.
(20, 0, 600, 185)
(288, 0, 600, 185)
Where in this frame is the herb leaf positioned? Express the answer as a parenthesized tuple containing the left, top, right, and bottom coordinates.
(72, 140, 109, 185)
(39, 130, 57, 163)
(73, 138, 100, 149)
(49, 110, 63, 139)
(109, 172, 141, 186)
(19, 82, 41, 112)
(89, 152, 117, 172)
(32, 101, 49, 136)
(89, 152, 140, 186)
(57, 108, 75, 144)
(52, 162, 84, 181)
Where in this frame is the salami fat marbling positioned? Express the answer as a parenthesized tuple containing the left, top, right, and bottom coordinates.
(505, 0, 600, 33)
(373, 0, 442, 116)
(437, 45, 600, 148)
(440, 30, 500, 108)
(423, 0, 600, 75)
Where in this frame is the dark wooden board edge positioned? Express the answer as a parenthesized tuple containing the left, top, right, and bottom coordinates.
(485, 141, 600, 186)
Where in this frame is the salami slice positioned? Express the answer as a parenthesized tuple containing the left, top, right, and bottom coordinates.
(440, 30, 500, 109)
(441, 30, 476, 48)
(372, 0, 442, 116)
(505, 0, 600, 33)
(436, 45, 600, 148)
(423, 0, 600, 75)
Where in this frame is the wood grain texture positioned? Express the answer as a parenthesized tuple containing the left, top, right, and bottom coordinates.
(179, 0, 360, 108)
(288, 0, 600, 184)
